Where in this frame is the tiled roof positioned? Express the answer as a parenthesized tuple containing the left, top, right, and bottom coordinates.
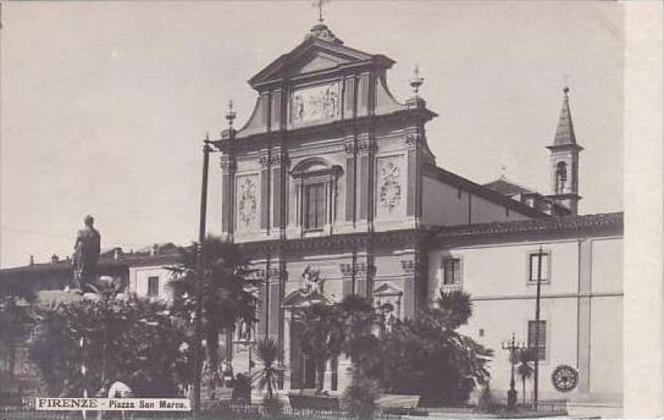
(435, 212, 623, 241)
(424, 165, 549, 219)
(1, 247, 181, 275)
(483, 177, 536, 196)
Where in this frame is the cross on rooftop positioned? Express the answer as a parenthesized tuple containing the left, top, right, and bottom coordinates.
(313, 0, 331, 23)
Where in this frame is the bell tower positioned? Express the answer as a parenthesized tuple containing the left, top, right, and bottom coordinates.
(546, 86, 583, 215)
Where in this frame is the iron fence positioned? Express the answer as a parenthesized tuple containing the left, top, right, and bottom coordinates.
(0, 402, 402, 420)
(517, 399, 568, 415)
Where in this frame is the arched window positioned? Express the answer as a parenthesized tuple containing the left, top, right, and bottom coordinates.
(555, 161, 567, 194)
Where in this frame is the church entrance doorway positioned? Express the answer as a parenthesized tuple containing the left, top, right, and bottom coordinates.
(289, 323, 316, 389)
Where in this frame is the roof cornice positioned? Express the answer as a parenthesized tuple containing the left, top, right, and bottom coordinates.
(429, 212, 623, 248)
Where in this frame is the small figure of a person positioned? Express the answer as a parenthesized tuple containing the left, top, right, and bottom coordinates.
(72, 215, 101, 293)
(107, 381, 133, 420)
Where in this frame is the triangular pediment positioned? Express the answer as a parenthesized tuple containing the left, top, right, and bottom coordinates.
(289, 50, 351, 76)
(249, 35, 392, 89)
(373, 283, 403, 297)
(282, 288, 334, 308)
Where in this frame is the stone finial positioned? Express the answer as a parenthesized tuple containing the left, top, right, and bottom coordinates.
(409, 64, 424, 97)
(225, 99, 237, 128)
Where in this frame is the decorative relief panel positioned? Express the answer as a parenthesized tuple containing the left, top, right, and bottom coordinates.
(376, 157, 405, 217)
(236, 175, 259, 231)
(290, 82, 341, 126)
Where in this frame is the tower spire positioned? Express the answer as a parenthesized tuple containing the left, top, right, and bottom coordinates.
(553, 86, 577, 146)
(546, 85, 583, 215)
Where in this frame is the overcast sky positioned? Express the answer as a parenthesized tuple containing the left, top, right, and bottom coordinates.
(0, 1, 623, 268)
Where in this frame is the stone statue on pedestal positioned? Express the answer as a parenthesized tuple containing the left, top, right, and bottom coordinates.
(72, 215, 101, 293)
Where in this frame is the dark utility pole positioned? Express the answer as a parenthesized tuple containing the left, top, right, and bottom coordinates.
(193, 138, 212, 413)
(533, 246, 544, 409)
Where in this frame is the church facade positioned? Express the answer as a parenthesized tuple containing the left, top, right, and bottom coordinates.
(212, 22, 622, 411)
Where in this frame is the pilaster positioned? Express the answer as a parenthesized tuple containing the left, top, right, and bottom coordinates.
(577, 239, 593, 393)
(220, 152, 237, 241)
(405, 128, 425, 223)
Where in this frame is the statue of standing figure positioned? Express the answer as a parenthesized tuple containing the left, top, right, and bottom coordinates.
(72, 215, 101, 293)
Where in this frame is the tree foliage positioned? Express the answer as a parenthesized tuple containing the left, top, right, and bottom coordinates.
(0, 277, 37, 391)
(361, 290, 493, 405)
(342, 366, 381, 419)
(167, 236, 260, 397)
(291, 290, 490, 403)
(252, 338, 284, 400)
(29, 294, 191, 397)
(292, 302, 339, 393)
(514, 347, 536, 403)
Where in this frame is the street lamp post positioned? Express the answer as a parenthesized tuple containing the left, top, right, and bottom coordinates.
(193, 101, 234, 412)
(502, 332, 526, 410)
(193, 137, 212, 413)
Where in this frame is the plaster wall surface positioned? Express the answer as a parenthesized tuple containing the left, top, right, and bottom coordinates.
(129, 265, 173, 302)
(430, 236, 623, 406)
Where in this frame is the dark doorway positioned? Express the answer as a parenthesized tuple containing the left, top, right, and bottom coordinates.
(290, 323, 316, 389)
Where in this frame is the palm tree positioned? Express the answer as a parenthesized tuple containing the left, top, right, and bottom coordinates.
(514, 347, 536, 404)
(292, 303, 340, 393)
(168, 236, 260, 399)
(335, 295, 377, 366)
(0, 277, 36, 391)
(252, 338, 284, 400)
(436, 289, 473, 330)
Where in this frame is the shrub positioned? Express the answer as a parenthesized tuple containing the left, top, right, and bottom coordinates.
(262, 394, 284, 417)
(476, 382, 502, 414)
(342, 367, 381, 419)
(231, 373, 252, 403)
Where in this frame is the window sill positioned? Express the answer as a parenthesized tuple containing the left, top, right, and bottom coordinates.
(303, 227, 325, 233)
(527, 281, 551, 286)
(440, 284, 462, 292)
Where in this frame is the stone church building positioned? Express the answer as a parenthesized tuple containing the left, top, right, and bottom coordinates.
(212, 22, 622, 412)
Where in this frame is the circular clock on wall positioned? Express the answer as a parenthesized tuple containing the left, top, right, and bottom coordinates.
(551, 364, 579, 393)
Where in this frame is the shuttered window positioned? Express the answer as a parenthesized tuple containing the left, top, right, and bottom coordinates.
(527, 320, 547, 360)
(304, 183, 326, 230)
(442, 258, 461, 285)
(529, 251, 550, 282)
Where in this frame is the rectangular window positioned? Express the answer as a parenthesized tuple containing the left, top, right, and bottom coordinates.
(529, 251, 550, 283)
(527, 320, 547, 360)
(303, 183, 326, 230)
(442, 258, 461, 285)
(147, 276, 159, 297)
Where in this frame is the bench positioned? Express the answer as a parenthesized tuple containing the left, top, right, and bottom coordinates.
(377, 394, 421, 415)
(376, 394, 420, 408)
(288, 393, 340, 412)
